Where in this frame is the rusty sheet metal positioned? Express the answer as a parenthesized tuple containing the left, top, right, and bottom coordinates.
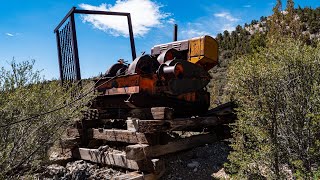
(96, 74, 160, 95)
(105, 86, 140, 95)
(95, 75, 140, 92)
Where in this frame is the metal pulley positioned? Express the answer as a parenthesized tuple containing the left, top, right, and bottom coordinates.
(127, 55, 160, 75)
(157, 48, 182, 64)
(157, 60, 184, 79)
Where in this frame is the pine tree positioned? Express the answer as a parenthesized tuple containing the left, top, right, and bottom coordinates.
(284, 0, 302, 37)
(268, 0, 284, 41)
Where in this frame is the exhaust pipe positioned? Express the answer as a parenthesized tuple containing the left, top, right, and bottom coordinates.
(173, 24, 178, 41)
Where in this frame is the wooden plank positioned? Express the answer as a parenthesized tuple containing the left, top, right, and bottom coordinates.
(127, 119, 139, 132)
(151, 107, 174, 120)
(205, 102, 235, 116)
(129, 107, 174, 120)
(59, 137, 81, 148)
(64, 128, 169, 145)
(126, 133, 217, 161)
(73, 148, 164, 172)
(91, 129, 154, 144)
(127, 115, 235, 133)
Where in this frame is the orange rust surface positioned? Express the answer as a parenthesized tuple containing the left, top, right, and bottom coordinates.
(177, 92, 196, 102)
(97, 74, 159, 95)
(96, 75, 140, 91)
(97, 74, 208, 105)
(139, 76, 157, 94)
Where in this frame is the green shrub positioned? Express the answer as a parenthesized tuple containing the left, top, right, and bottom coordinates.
(226, 39, 320, 179)
(0, 59, 94, 178)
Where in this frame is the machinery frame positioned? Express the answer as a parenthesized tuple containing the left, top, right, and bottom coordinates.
(54, 7, 137, 84)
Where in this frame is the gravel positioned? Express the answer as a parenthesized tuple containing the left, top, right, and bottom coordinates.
(37, 160, 124, 180)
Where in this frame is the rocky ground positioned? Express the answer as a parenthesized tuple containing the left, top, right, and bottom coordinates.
(33, 160, 124, 179)
(34, 141, 231, 180)
(160, 141, 231, 180)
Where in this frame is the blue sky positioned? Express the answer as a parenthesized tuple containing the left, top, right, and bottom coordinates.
(1, 0, 319, 79)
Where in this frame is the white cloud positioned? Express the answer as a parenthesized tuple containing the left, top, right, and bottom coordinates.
(167, 18, 175, 25)
(180, 22, 211, 39)
(79, 0, 171, 37)
(5, 33, 14, 37)
(213, 11, 240, 32)
(180, 11, 241, 39)
(243, 5, 252, 8)
(181, 29, 210, 38)
(214, 12, 239, 22)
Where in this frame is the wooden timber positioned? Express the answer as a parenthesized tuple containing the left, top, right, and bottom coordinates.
(65, 128, 168, 145)
(72, 148, 165, 172)
(129, 107, 174, 120)
(82, 107, 174, 121)
(58, 137, 81, 149)
(91, 129, 160, 144)
(125, 133, 217, 161)
(126, 114, 235, 133)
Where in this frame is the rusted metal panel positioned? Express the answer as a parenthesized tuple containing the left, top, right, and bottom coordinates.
(105, 86, 140, 95)
(95, 74, 141, 92)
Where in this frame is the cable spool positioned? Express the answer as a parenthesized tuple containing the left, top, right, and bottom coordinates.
(157, 48, 182, 64)
(105, 63, 127, 77)
(127, 55, 160, 75)
(157, 61, 184, 79)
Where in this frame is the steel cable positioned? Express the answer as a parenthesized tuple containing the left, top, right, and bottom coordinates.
(0, 73, 124, 128)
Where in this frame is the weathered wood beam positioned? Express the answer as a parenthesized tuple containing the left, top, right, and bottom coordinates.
(126, 115, 235, 133)
(91, 129, 155, 144)
(58, 137, 81, 149)
(64, 128, 169, 145)
(125, 133, 217, 161)
(73, 148, 164, 172)
(129, 107, 174, 120)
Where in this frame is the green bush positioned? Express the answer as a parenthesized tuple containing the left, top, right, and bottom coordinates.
(0, 59, 94, 178)
(226, 39, 320, 179)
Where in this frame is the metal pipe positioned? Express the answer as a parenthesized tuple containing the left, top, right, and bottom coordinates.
(54, 7, 76, 33)
(74, 9, 129, 16)
(127, 14, 137, 61)
(173, 24, 178, 41)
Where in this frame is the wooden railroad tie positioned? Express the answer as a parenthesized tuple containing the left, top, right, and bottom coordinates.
(54, 106, 236, 180)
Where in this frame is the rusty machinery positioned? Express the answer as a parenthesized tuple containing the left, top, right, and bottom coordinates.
(55, 7, 219, 118)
